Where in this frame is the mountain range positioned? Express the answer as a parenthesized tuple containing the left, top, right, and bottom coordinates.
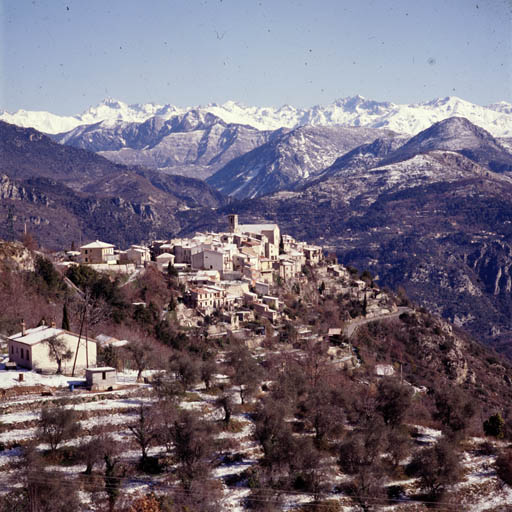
(50, 111, 272, 181)
(2, 95, 512, 136)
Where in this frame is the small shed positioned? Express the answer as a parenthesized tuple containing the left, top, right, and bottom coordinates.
(86, 367, 117, 391)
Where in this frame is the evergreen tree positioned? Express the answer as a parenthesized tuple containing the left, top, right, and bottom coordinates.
(62, 303, 70, 331)
(483, 413, 505, 439)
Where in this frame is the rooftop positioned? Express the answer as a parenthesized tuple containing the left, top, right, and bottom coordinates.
(80, 240, 115, 249)
(10, 325, 95, 346)
(86, 367, 116, 372)
(238, 224, 278, 233)
(10, 325, 64, 346)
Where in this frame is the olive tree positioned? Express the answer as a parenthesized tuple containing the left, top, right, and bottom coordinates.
(37, 404, 81, 453)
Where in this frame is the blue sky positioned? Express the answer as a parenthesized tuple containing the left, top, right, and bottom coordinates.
(1, 0, 511, 114)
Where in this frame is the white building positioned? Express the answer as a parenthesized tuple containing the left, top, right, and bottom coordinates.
(80, 240, 116, 264)
(8, 323, 97, 374)
(125, 245, 151, 266)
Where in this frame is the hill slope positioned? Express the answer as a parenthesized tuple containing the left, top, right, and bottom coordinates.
(0, 121, 223, 248)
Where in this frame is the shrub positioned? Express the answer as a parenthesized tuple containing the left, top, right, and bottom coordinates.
(496, 449, 512, 486)
(483, 413, 505, 439)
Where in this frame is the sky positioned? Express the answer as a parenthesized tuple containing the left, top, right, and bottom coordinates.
(1, 0, 511, 115)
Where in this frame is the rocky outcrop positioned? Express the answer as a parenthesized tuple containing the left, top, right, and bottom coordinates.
(468, 241, 512, 296)
(0, 175, 50, 205)
(0, 241, 35, 272)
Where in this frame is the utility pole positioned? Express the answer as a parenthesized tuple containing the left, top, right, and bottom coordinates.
(72, 297, 88, 376)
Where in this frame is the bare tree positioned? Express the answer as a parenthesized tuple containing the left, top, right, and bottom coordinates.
(104, 447, 123, 512)
(20, 444, 80, 512)
(338, 426, 387, 512)
(44, 335, 73, 374)
(405, 439, 462, 501)
(169, 409, 216, 485)
(169, 351, 200, 390)
(216, 394, 234, 425)
(376, 378, 412, 428)
(299, 377, 345, 445)
(495, 448, 512, 485)
(129, 403, 159, 465)
(200, 357, 217, 390)
(79, 433, 118, 475)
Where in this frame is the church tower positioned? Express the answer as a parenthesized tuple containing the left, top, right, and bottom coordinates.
(228, 214, 239, 233)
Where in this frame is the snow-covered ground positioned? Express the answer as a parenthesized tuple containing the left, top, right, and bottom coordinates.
(0, 367, 82, 389)
(0, 368, 511, 511)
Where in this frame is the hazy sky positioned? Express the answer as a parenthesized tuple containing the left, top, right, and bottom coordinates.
(1, 0, 511, 114)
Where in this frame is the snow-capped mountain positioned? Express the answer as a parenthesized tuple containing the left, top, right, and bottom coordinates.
(379, 116, 512, 173)
(206, 125, 397, 199)
(2, 95, 511, 136)
(51, 111, 273, 180)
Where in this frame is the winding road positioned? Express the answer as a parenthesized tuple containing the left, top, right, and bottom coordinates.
(342, 306, 412, 339)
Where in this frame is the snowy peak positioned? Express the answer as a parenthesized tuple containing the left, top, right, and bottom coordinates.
(381, 116, 512, 173)
(407, 116, 493, 145)
(1, 95, 512, 137)
(332, 95, 393, 113)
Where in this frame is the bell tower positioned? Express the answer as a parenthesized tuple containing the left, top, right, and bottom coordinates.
(228, 214, 239, 233)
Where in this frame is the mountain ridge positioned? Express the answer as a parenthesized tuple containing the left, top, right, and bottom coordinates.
(2, 95, 512, 136)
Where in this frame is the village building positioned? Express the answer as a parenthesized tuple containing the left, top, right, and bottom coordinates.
(278, 258, 296, 281)
(254, 281, 271, 295)
(8, 322, 97, 374)
(80, 240, 116, 264)
(123, 245, 151, 267)
(86, 367, 117, 391)
(144, 216, 327, 327)
(228, 214, 280, 261)
(155, 252, 175, 272)
(188, 286, 226, 311)
(185, 270, 221, 287)
(95, 334, 128, 348)
(191, 248, 232, 274)
(304, 245, 323, 265)
(253, 302, 278, 322)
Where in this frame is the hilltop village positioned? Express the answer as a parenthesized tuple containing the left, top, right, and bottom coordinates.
(3, 214, 399, 382)
(63, 215, 397, 355)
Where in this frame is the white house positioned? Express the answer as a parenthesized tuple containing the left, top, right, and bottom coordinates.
(8, 322, 97, 374)
(80, 240, 116, 264)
